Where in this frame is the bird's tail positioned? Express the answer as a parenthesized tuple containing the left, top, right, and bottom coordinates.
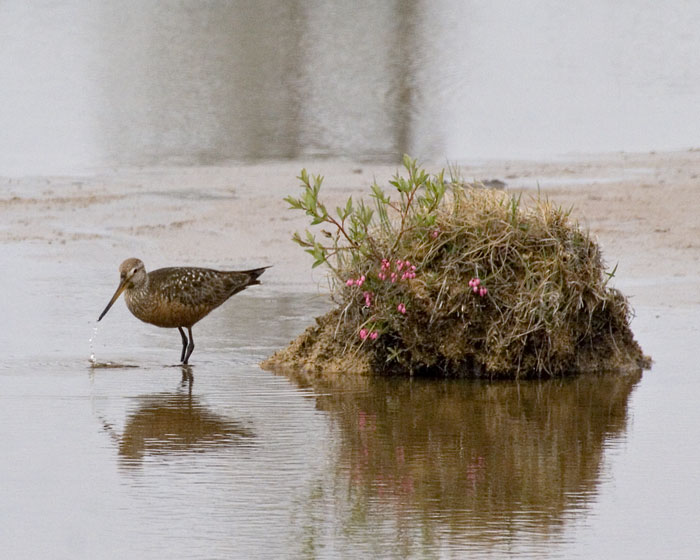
(243, 265, 271, 286)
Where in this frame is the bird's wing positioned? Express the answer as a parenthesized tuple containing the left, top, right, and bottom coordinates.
(150, 267, 254, 309)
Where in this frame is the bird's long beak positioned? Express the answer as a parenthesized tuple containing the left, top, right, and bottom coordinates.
(98, 279, 127, 321)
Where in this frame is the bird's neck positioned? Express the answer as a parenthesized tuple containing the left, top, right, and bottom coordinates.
(125, 277, 157, 320)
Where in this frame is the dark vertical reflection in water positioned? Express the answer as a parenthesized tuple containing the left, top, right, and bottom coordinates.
(94, 1, 428, 165)
(298, 0, 427, 161)
(288, 371, 641, 555)
(390, 2, 419, 158)
(96, 1, 305, 163)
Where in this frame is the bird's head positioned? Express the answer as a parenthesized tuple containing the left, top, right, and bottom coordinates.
(98, 258, 147, 322)
(118, 258, 146, 289)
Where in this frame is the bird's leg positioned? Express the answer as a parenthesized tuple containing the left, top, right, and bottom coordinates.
(178, 327, 188, 363)
(183, 327, 195, 364)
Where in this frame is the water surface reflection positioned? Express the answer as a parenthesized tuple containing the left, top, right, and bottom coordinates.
(294, 371, 641, 555)
(100, 386, 254, 467)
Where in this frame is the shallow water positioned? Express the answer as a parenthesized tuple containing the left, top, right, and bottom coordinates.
(2, 245, 700, 559)
(2, 1, 700, 173)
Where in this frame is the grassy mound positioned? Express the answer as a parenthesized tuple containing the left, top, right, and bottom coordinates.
(264, 158, 649, 379)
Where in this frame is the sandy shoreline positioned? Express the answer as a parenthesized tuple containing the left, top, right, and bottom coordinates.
(2, 149, 699, 313)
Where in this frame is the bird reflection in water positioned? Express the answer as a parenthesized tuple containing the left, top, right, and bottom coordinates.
(100, 376, 253, 467)
(180, 364, 194, 393)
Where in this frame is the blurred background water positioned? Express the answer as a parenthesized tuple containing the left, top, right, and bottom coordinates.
(1, 0, 699, 174)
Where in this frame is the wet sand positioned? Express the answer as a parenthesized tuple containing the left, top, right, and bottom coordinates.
(3, 149, 698, 306)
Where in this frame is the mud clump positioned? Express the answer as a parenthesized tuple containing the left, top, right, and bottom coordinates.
(263, 159, 650, 379)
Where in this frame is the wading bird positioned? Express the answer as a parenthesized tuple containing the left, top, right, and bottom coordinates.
(98, 258, 268, 364)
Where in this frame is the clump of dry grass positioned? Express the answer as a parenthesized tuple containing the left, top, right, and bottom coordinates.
(264, 158, 649, 378)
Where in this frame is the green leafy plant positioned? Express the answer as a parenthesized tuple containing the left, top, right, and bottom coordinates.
(285, 155, 446, 273)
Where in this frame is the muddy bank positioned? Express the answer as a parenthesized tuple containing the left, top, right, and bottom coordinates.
(261, 308, 650, 379)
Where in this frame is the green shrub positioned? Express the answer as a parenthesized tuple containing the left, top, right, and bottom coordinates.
(268, 157, 649, 378)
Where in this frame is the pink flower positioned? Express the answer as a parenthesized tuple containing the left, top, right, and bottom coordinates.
(370, 331, 378, 340)
(378, 272, 386, 280)
(363, 291, 373, 306)
(381, 259, 390, 270)
(397, 303, 407, 314)
(479, 287, 488, 297)
(390, 272, 398, 283)
(431, 229, 440, 238)
(469, 277, 481, 288)
(473, 285, 479, 293)
(396, 260, 404, 271)
(359, 328, 368, 340)
(346, 279, 354, 286)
